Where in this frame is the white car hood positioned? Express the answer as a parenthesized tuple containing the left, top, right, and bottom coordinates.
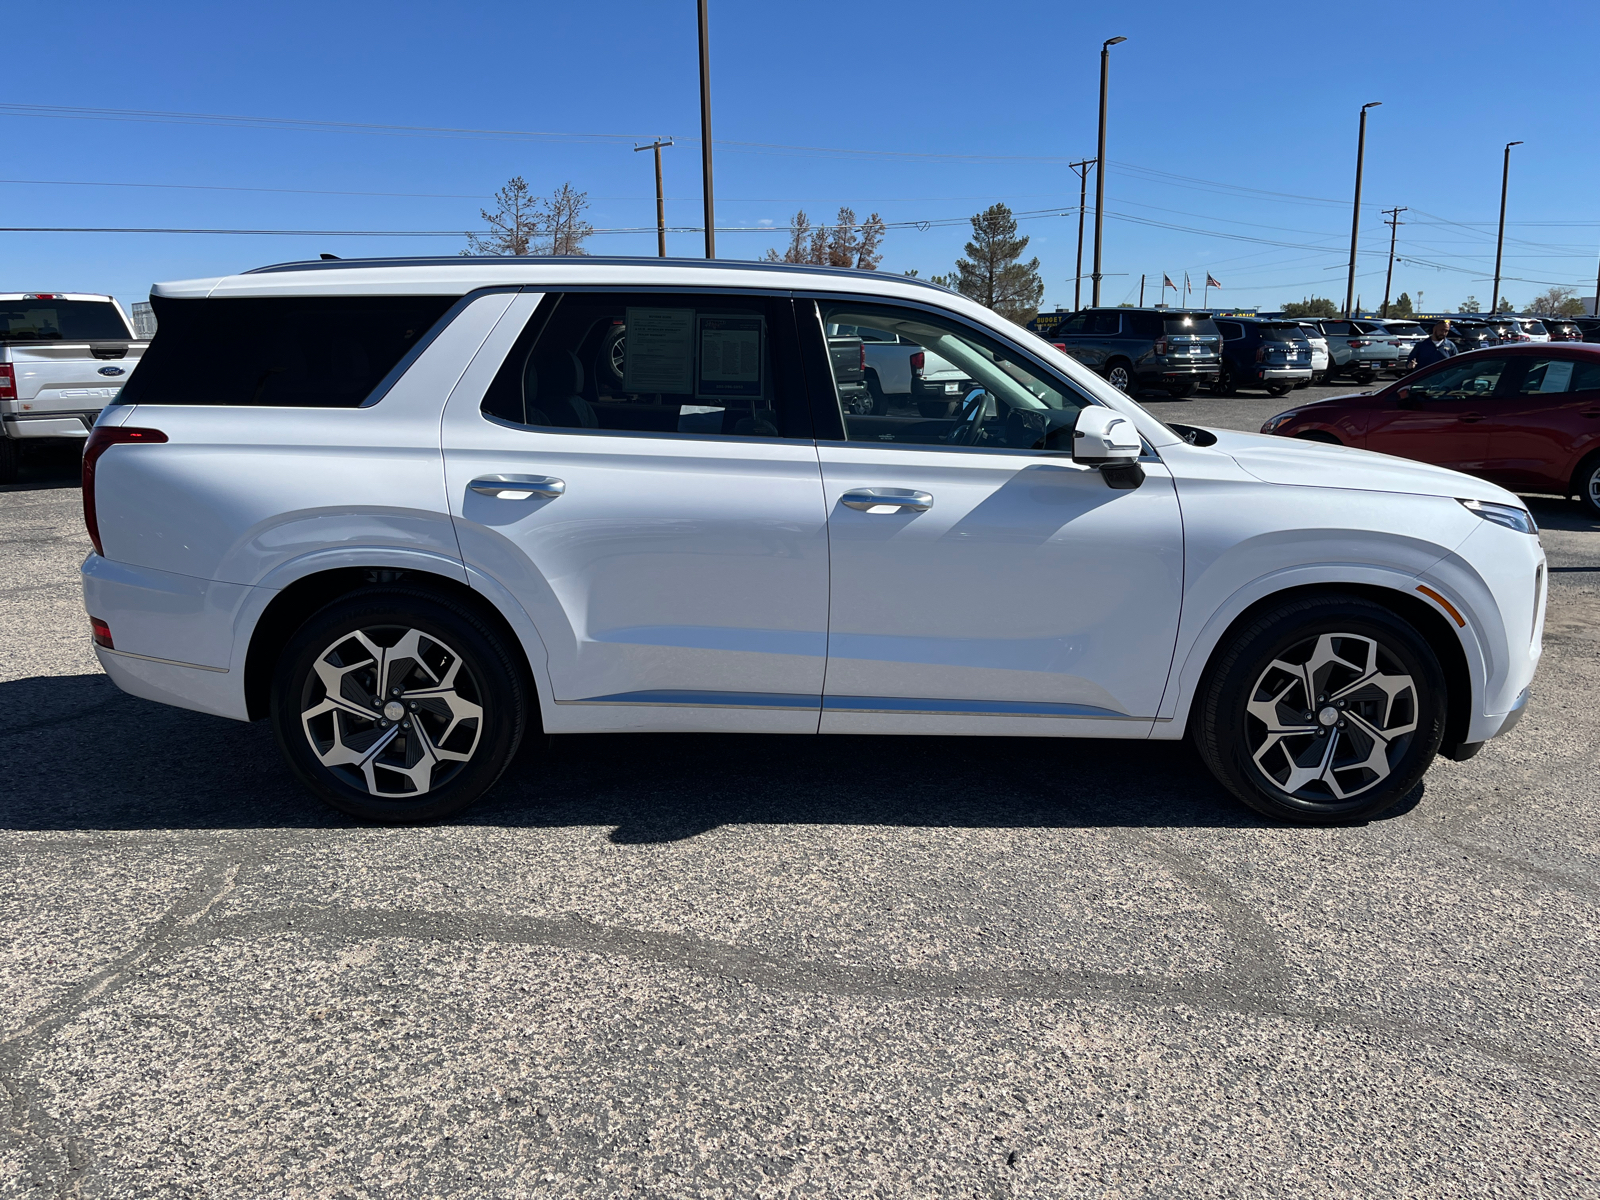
(1203, 427, 1521, 505)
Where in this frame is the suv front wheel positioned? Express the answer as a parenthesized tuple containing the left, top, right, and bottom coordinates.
(271, 588, 530, 822)
(1193, 594, 1446, 824)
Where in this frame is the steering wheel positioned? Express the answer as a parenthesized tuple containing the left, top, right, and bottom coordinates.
(947, 387, 988, 446)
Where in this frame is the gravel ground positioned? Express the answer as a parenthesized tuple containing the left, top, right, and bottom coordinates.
(2, 423, 1597, 1199)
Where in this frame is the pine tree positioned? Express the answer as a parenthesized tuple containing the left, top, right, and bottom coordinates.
(950, 204, 1043, 323)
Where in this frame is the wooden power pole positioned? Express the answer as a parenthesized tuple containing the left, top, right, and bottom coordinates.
(634, 139, 674, 257)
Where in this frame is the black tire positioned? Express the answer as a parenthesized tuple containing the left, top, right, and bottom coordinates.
(1322, 364, 1341, 383)
(0, 436, 16, 485)
(1105, 359, 1134, 393)
(1210, 364, 1236, 397)
(271, 587, 530, 823)
(1355, 370, 1377, 385)
(864, 370, 888, 416)
(1293, 378, 1311, 390)
(1166, 381, 1198, 399)
(1574, 452, 1600, 518)
(1267, 383, 1294, 397)
(1192, 594, 1446, 824)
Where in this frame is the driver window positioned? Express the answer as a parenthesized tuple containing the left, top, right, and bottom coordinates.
(1409, 358, 1509, 401)
(817, 300, 1090, 450)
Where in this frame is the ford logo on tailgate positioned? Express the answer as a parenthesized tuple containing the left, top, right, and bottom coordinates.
(97, 366, 125, 376)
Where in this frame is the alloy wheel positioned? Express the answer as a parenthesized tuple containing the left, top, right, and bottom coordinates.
(298, 625, 484, 797)
(1107, 365, 1131, 392)
(1245, 631, 1418, 802)
(1587, 463, 1600, 512)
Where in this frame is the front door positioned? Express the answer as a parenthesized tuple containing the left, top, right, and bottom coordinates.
(441, 289, 829, 733)
(1366, 356, 1514, 472)
(803, 299, 1184, 735)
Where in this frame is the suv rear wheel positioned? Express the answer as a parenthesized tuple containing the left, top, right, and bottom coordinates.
(1105, 360, 1133, 393)
(1193, 594, 1446, 824)
(271, 588, 530, 822)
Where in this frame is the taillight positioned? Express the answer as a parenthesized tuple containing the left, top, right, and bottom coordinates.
(1255, 346, 1266, 362)
(859, 343, 866, 371)
(0, 364, 14, 401)
(1153, 337, 1168, 355)
(1348, 339, 1371, 348)
(1051, 342, 1066, 351)
(90, 617, 114, 649)
(909, 351, 925, 375)
(83, 425, 166, 557)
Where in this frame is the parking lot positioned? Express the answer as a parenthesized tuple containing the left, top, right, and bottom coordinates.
(3, 400, 1597, 1197)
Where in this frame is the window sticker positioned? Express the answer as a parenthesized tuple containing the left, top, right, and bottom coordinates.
(697, 314, 764, 400)
(623, 307, 694, 394)
(1538, 360, 1574, 394)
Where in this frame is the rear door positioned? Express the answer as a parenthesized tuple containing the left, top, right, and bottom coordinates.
(1476, 356, 1600, 491)
(1365, 355, 1513, 471)
(441, 288, 831, 733)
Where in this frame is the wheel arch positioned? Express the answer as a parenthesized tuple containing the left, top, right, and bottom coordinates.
(241, 565, 539, 723)
(1173, 581, 1474, 753)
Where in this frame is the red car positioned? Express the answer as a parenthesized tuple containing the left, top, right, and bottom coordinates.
(1261, 343, 1600, 515)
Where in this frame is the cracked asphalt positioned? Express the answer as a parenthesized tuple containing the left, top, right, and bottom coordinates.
(2, 411, 1598, 1199)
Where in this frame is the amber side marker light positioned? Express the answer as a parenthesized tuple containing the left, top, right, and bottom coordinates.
(1417, 585, 1466, 628)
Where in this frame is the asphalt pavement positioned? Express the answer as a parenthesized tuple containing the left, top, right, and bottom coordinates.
(2, 410, 1597, 1198)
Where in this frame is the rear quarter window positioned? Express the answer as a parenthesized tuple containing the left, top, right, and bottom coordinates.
(117, 295, 458, 408)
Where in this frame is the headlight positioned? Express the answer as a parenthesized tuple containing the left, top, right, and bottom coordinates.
(1261, 411, 1299, 433)
(1458, 497, 1537, 535)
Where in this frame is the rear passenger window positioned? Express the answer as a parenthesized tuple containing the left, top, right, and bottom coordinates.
(117, 295, 458, 408)
(1519, 358, 1600, 394)
(480, 292, 806, 439)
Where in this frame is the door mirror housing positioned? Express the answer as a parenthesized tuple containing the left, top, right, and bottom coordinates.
(1072, 406, 1145, 490)
(1395, 386, 1419, 409)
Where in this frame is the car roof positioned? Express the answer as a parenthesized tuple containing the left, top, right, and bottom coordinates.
(0, 291, 117, 302)
(1455, 342, 1600, 357)
(149, 255, 960, 302)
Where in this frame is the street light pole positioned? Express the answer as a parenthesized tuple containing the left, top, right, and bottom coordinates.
(634, 140, 674, 258)
(1070, 158, 1095, 310)
(1344, 101, 1381, 318)
(697, 0, 716, 260)
(1380, 205, 1406, 317)
(1490, 141, 1522, 316)
(1091, 36, 1125, 307)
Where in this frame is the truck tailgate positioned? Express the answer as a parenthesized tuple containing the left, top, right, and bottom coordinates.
(3, 342, 144, 432)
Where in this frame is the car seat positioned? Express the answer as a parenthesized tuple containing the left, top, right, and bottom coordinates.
(526, 349, 597, 428)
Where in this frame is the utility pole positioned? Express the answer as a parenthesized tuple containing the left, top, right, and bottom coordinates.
(1138, 273, 1145, 306)
(1593, 248, 1600, 317)
(1380, 206, 1407, 317)
(1344, 101, 1381, 318)
(1490, 141, 1522, 316)
(1069, 158, 1095, 310)
(634, 140, 674, 258)
(697, 0, 716, 259)
(1092, 36, 1126, 306)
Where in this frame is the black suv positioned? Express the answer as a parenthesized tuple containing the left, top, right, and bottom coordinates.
(1047, 308, 1221, 397)
(1212, 317, 1313, 396)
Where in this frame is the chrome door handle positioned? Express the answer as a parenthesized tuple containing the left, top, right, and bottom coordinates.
(840, 487, 934, 512)
(469, 474, 565, 499)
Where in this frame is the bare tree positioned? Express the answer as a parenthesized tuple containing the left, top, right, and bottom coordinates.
(545, 182, 594, 256)
(764, 210, 814, 263)
(1525, 285, 1585, 316)
(465, 178, 593, 256)
(465, 176, 540, 256)
(950, 203, 1043, 323)
(854, 213, 886, 270)
(765, 206, 887, 269)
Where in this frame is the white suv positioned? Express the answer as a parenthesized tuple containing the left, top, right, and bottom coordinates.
(82, 257, 1545, 825)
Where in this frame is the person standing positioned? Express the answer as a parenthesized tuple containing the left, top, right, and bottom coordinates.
(1409, 322, 1459, 371)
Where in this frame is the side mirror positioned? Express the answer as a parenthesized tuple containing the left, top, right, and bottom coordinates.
(1073, 406, 1145, 490)
(1396, 386, 1419, 409)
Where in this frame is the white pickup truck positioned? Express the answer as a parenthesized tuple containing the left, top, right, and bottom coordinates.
(0, 293, 145, 482)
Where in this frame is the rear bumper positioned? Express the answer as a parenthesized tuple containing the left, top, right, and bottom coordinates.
(81, 552, 255, 721)
(3, 411, 98, 439)
(1255, 368, 1312, 381)
(1138, 363, 1219, 382)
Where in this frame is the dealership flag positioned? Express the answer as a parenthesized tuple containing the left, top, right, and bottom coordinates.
(1206, 273, 1222, 288)
(1162, 274, 1176, 289)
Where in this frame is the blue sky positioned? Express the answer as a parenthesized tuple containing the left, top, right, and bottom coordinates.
(5, 0, 1598, 315)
